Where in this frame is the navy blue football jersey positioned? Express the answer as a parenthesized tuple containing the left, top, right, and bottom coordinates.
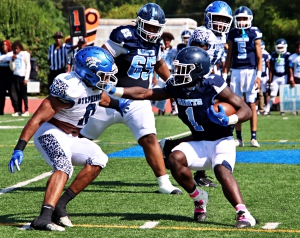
(177, 43, 187, 52)
(270, 51, 290, 77)
(109, 25, 161, 89)
(228, 27, 262, 69)
(165, 74, 234, 141)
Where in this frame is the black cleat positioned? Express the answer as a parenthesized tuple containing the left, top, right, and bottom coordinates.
(30, 216, 65, 231)
(194, 171, 217, 187)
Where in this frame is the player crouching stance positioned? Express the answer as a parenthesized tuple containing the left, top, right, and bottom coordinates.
(8, 46, 130, 231)
(106, 46, 256, 228)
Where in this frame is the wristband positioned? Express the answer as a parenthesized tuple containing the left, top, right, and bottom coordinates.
(256, 71, 262, 78)
(113, 87, 124, 97)
(228, 114, 238, 125)
(222, 73, 227, 80)
(107, 97, 120, 110)
(290, 76, 294, 81)
(14, 139, 27, 151)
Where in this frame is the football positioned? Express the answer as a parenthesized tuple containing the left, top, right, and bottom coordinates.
(213, 102, 236, 116)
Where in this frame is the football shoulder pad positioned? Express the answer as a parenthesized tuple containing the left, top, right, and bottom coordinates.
(110, 25, 137, 45)
(50, 72, 84, 105)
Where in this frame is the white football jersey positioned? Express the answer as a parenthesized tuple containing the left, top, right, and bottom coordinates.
(289, 53, 300, 78)
(188, 26, 226, 66)
(50, 72, 102, 128)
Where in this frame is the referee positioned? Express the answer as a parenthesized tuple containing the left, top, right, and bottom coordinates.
(47, 31, 69, 91)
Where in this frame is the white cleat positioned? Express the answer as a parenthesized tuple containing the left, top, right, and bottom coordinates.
(250, 139, 260, 147)
(56, 216, 73, 227)
(235, 139, 244, 147)
(158, 185, 182, 194)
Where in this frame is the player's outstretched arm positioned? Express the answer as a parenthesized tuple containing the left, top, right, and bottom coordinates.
(8, 96, 71, 172)
(106, 86, 170, 101)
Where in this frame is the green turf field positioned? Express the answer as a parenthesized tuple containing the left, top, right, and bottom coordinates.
(0, 112, 299, 237)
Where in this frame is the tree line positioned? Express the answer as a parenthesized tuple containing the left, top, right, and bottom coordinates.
(0, 0, 298, 94)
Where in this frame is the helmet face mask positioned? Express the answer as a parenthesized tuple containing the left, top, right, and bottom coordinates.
(136, 3, 166, 43)
(169, 46, 211, 87)
(204, 1, 233, 34)
(234, 6, 253, 29)
(74, 46, 118, 91)
(275, 38, 288, 54)
(181, 30, 191, 44)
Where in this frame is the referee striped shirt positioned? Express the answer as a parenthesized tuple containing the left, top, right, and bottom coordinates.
(48, 43, 70, 71)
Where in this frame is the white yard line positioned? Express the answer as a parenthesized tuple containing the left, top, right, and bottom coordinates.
(0, 126, 24, 129)
(139, 221, 159, 229)
(0, 119, 25, 123)
(0, 172, 52, 195)
(262, 222, 280, 229)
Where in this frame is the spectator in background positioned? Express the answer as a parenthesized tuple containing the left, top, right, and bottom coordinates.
(258, 40, 270, 114)
(160, 32, 178, 116)
(10, 40, 31, 117)
(288, 41, 300, 115)
(263, 38, 290, 116)
(67, 37, 87, 72)
(47, 31, 69, 91)
(0, 40, 13, 115)
(177, 30, 191, 52)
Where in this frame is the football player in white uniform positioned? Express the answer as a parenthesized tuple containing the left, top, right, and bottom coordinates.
(160, 1, 233, 188)
(8, 46, 130, 231)
(79, 3, 182, 195)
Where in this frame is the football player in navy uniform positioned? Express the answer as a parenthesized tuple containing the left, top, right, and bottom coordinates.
(8, 46, 130, 231)
(107, 47, 256, 228)
(159, 1, 233, 188)
(258, 40, 271, 114)
(79, 3, 182, 195)
(264, 38, 290, 115)
(222, 6, 263, 148)
(177, 30, 191, 52)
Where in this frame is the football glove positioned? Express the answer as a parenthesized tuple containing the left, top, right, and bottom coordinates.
(8, 150, 24, 173)
(117, 99, 130, 117)
(207, 105, 229, 127)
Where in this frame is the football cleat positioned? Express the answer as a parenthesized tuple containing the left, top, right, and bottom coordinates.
(250, 139, 260, 148)
(193, 171, 217, 187)
(30, 217, 65, 231)
(158, 185, 182, 195)
(235, 139, 244, 147)
(235, 210, 256, 228)
(52, 215, 73, 227)
(194, 190, 209, 222)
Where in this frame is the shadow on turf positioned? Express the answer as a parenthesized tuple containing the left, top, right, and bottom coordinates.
(0, 213, 234, 228)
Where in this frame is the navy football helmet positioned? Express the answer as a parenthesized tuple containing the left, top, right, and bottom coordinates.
(204, 1, 233, 34)
(275, 38, 288, 54)
(234, 6, 253, 29)
(181, 30, 191, 43)
(136, 3, 166, 43)
(170, 46, 211, 87)
(74, 46, 118, 91)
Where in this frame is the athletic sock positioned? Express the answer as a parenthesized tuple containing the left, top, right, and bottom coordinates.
(236, 131, 242, 140)
(39, 203, 54, 221)
(251, 131, 257, 140)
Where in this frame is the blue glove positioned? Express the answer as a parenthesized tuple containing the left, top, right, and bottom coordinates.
(104, 84, 116, 95)
(207, 104, 229, 127)
(117, 99, 130, 117)
(8, 150, 24, 173)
